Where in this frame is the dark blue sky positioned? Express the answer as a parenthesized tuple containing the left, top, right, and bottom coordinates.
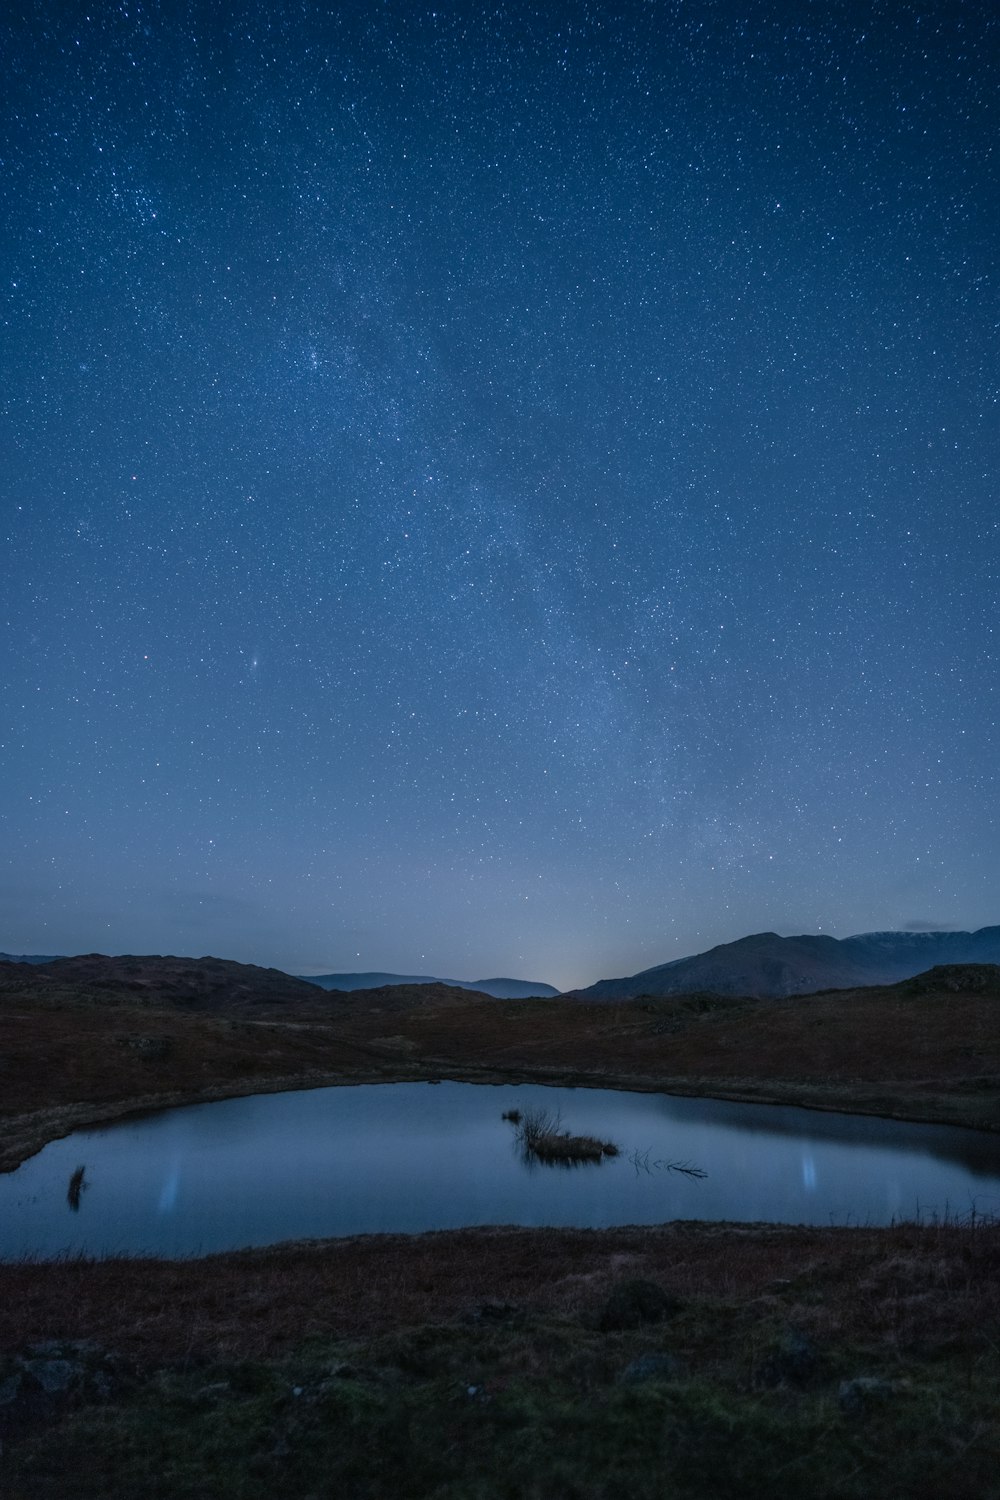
(3, 1, 997, 989)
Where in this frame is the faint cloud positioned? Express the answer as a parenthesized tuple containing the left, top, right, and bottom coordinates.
(903, 918, 958, 932)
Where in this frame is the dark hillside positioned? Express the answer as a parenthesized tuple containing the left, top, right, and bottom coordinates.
(3, 953, 324, 1011)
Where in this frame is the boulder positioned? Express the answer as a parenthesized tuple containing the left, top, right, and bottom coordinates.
(598, 1279, 681, 1332)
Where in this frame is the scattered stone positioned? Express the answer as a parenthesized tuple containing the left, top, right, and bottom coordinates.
(0, 1341, 135, 1418)
(467, 1301, 518, 1324)
(373, 1035, 418, 1053)
(25, 1341, 77, 1358)
(193, 1382, 232, 1402)
(756, 1329, 818, 1388)
(619, 1353, 685, 1385)
(598, 1279, 682, 1332)
(838, 1376, 900, 1416)
(114, 1034, 171, 1056)
(22, 1359, 79, 1395)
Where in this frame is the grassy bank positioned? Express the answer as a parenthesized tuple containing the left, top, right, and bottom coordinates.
(2, 1219, 999, 1497)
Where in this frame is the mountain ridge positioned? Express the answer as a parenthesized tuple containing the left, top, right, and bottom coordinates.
(568, 926, 1000, 1001)
(299, 971, 559, 999)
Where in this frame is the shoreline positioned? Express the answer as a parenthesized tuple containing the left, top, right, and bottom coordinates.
(3, 1059, 997, 1179)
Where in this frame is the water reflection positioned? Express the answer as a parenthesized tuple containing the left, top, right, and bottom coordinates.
(628, 1148, 707, 1180)
(648, 1093, 1000, 1177)
(157, 1156, 181, 1214)
(0, 1081, 998, 1259)
(66, 1164, 86, 1212)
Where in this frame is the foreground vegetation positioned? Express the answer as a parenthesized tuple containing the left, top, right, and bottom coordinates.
(2, 1218, 999, 1498)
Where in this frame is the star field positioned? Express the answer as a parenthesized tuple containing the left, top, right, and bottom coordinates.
(2, 1, 998, 988)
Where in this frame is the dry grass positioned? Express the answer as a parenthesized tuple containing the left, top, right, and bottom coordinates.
(1, 1218, 997, 1367)
(511, 1106, 619, 1163)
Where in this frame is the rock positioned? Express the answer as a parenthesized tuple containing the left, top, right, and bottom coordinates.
(114, 1034, 171, 1056)
(619, 1353, 685, 1385)
(838, 1376, 899, 1416)
(598, 1279, 682, 1332)
(22, 1359, 80, 1394)
(193, 1382, 232, 1402)
(467, 1302, 518, 1324)
(25, 1341, 74, 1358)
(1, 1341, 135, 1413)
(756, 1329, 818, 1388)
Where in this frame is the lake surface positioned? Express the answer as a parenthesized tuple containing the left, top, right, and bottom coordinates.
(3, 1082, 1000, 1258)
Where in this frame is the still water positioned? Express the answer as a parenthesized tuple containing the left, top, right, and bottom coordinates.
(3, 1082, 999, 1258)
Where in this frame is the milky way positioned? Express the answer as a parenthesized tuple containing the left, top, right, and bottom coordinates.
(2, 2, 997, 988)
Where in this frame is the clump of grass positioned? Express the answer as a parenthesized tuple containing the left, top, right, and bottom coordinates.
(512, 1107, 618, 1165)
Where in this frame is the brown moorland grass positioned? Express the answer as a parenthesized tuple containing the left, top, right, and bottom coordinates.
(2, 1219, 999, 1365)
(4, 1221, 1000, 1500)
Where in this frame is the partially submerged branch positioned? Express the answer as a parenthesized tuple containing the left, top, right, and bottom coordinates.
(629, 1147, 707, 1179)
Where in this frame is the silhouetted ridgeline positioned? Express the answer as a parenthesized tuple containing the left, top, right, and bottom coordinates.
(299, 971, 559, 999)
(0, 953, 324, 1009)
(568, 927, 1000, 1001)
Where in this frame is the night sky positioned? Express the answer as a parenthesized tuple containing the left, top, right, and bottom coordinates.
(2, 2, 997, 990)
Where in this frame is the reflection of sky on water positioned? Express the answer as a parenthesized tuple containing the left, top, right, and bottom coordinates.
(157, 1157, 181, 1214)
(1, 1083, 999, 1259)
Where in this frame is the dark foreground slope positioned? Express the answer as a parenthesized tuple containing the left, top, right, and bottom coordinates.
(2, 1218, 999, 1499)
(571, 925, 1000, 1000)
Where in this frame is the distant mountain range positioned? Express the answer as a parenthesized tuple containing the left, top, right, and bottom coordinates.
(0, 952, 558, 999)
(569, 927, 1000, 1001)
(6, 930, 999, 1004)
(300, 971, 560, 999)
